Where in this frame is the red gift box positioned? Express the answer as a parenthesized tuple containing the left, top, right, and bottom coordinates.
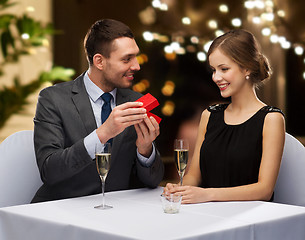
(136, 93, 159, 112)
(136, 93, 162, 124)
(147, 112, 162, 124)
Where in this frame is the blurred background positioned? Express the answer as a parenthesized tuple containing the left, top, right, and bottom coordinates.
(1, 0, 305, 181)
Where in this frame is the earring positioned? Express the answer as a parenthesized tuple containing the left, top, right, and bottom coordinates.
(246, 75, 250, 80)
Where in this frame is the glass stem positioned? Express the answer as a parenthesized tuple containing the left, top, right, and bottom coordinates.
(102, 178, 105, 207)
(180, 176, 183, 186)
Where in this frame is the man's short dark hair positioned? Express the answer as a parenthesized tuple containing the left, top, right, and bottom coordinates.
(84, 19, 134, 65)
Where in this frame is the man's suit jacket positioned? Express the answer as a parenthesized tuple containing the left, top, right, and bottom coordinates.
(32, 74, 164, 203)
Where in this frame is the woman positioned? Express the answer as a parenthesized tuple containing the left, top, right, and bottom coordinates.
(164, 29, 285, 204)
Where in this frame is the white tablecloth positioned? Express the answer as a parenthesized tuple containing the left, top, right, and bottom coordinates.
(0, 187, 305, 240)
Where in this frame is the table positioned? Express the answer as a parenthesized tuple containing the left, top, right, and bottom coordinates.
(0, 187, 305, 240)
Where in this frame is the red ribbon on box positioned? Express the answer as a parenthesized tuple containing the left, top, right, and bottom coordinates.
(135, 93, 162, 124)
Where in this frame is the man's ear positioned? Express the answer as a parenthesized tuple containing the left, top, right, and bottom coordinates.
(93, 53, 104, 70)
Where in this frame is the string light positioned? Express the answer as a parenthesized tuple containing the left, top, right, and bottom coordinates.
(164, 45, 173, 54)
(143, 31, 154, 41)
(244, 0, 304, 55)
(143, 0, 304, 68)
(176, 47, 186, 55)
(245, 0, 295, 52)
(161, 81, 175, 96)
(278, 36, 287, 45)
(265, 0, 274, 8)
(190, 36, 199, 44)
(244, 1, 255, 9)
(294, 46, 304, 56)
(255, 0, 265, 9)
(281, 41, 291, 49)
(197, 52, 206, 62)
(244, 0, 305, 81)
(170, 42, 180, 51)
(152, 0, 168, 11)
(270, 34, 279, 43)
(219, 4, 229, 13)
(231, 18, 242, 27)
(137, 54, 149, 65)
(133, 79, 150, 92)
(152, 0, 161, 9)
(252, 16, 261, 24)
(208, 20, 218, 29)
(159, 3, 168, 11)
(182, 17, 191, 25)
(261, 27, 271, 36)
(138, 0, 305, 117)
(261, 12, 274, 22)
(143, 0, 280, 66)
(165, 52, 176, 61)
(277, 10, 285, 17)
(161, 101, 175, 116)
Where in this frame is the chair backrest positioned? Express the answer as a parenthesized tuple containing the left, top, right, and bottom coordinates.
(0, 130, 42, 208)
(273, 132, 305, 206)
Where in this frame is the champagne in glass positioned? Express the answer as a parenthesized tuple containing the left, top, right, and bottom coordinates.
(96, 153, 111, 182)
(94, 143, 112, 209)
(174, 139, 189, 185)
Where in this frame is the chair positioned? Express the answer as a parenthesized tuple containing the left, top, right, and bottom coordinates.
(273, 132, 305, 207)
(0, 130, 42, 208)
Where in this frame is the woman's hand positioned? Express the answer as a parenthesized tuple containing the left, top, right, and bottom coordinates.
(164, 183, 211, 204)
(163, 183, 180, 195)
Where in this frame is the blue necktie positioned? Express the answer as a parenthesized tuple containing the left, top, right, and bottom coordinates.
(101, 93, 113, 144)
(101, 93, 112, 124)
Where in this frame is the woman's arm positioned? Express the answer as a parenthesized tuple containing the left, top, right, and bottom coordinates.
(164, 109, 210, 192)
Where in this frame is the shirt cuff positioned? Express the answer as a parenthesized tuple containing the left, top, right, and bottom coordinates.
(136, 144, 156, 167)
(84, 130, 103, 159)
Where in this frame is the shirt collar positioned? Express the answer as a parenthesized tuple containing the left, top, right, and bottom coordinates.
(83, 71, 117, 103)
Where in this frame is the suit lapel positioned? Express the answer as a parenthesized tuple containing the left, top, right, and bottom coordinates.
(116, 88, 132, 105)
(71, 74, 97, 134)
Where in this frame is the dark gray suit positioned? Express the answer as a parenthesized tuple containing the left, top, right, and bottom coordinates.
(32, 74, 164, 203)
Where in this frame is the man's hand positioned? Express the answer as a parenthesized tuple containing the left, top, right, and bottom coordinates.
(134, 116, 160, 157)
(96, 102, 146, 143)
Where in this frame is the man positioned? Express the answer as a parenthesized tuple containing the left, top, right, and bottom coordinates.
(32, 19, 164, 203)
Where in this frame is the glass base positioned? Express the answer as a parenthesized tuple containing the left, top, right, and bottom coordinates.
(94, 204, 113, 210)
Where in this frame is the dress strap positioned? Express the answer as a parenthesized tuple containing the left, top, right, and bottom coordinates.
(208, 103, 229, 113)
(208, 104, 284, 116)
(260, 106, 285, 116)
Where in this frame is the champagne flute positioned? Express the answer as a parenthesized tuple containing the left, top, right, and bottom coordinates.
(94, 142, 112, 209)
(174, 139, 189, 186)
